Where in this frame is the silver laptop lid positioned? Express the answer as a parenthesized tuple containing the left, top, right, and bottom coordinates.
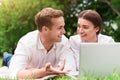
(80, 43, 120, 77)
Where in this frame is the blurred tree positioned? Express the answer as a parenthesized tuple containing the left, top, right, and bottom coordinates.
(111, 0, 120, 13)
(0, 0, 64, 55)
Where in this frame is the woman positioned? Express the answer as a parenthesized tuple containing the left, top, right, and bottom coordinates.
(69, 10, 115, 71)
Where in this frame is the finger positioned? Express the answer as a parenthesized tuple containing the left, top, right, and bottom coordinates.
(26, 66, 33, 69)
(45, 62, 51, 66)
(64, 70, 71, 74)
(50, 66, 68, 74)
(45, 63, 51, 71)
(59, 59, 66, 70)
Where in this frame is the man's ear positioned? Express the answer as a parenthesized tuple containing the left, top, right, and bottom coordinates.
(42, 26, 48, 32)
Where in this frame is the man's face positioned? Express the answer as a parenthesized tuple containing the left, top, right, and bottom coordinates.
(46, 16, 66, 42)
(77, 18, 99, 42)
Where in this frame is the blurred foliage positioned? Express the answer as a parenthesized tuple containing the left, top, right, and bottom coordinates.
(0, 0, 66, 55)
(111, 0, 120, 11)
(111, 16, 120, 41)
(0, 0, 120, 55)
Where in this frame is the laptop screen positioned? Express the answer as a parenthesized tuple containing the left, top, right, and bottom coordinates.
(79, 43, 120, 77)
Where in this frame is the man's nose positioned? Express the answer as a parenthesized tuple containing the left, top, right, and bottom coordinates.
(63, 28, 66, 34)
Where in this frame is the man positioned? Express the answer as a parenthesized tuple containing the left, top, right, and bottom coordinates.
(8, 7, 76, 79)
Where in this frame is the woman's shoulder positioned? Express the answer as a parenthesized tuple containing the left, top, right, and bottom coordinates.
(69, 34, 82, 43)
(98, 34, 113, 39)
(69, 34, 80, 40)
(98, 34, 115, 43)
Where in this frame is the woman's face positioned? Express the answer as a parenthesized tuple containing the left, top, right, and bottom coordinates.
(77, 18, 99, 42)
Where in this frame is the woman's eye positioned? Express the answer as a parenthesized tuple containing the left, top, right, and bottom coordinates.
(83, 25, 89, 29)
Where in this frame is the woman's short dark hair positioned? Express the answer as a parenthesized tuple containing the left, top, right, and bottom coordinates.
(78, 10, 102, 35)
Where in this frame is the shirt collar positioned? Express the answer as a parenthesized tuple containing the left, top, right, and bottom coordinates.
(37, 36, 56, 50)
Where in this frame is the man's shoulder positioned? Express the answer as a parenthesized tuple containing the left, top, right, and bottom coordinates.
(22, 30, 38, 38)
(18, 30, 39, 44)
(62, 35, 68, 40)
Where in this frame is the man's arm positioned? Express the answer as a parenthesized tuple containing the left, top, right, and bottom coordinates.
(17, 61, 69, 79)
(17, 67, 47, 79)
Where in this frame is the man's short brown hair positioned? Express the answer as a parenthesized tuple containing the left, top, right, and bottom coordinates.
(35, 7, 64, 31)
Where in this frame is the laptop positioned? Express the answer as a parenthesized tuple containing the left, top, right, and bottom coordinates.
(79, 43, 120, 77)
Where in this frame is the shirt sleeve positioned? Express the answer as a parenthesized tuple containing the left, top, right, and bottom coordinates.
(57, 36, 78, 76)
(8, 40, 30, 78)
(108, 37, 115, 43)
(69, 36, 80, 71)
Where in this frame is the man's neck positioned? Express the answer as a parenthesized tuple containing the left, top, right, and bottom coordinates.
(40, 33, 54, 52)
(44, 42, 53, 52)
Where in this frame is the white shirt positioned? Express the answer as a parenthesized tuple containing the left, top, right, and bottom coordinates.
(69, 34, 115, 71)
(9, 30, 76, 78)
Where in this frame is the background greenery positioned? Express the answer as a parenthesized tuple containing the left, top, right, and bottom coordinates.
(0, 0, 120, 55)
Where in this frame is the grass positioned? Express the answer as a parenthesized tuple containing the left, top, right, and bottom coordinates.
(0, 58, 2, 67)
(77, 72, 120, 80)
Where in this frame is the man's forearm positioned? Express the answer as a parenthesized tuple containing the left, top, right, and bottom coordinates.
(17, 62, 69, 79)
(17, 68, 48, 79)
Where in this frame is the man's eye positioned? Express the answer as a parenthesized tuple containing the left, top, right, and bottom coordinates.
(58, 27, 62, 29)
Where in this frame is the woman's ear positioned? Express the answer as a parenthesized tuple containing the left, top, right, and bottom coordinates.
(95, 26, 100, 33)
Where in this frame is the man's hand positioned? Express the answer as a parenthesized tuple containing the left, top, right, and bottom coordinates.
(45, 59, 70, 77)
